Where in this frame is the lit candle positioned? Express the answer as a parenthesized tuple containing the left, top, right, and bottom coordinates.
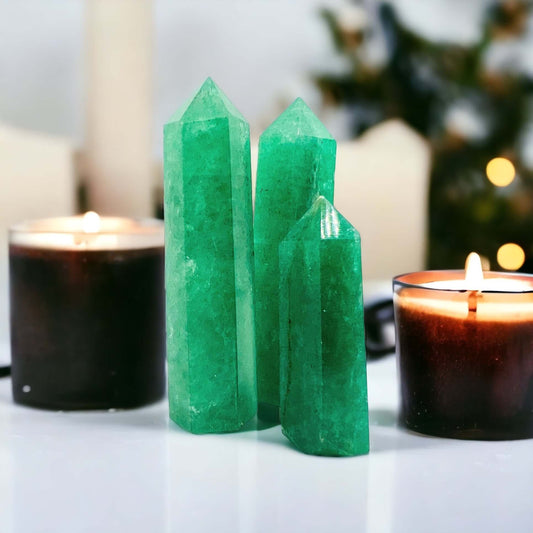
(9, 213, 165, 410)
(394, 253, 533, 440)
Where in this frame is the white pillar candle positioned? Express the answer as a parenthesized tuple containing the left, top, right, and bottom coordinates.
(85, 0, 153, 217)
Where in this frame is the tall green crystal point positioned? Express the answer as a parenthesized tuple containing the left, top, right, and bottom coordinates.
(254, 98, 336, 415)
(164, 78, 256, 434)
(279, 196, 369, 456)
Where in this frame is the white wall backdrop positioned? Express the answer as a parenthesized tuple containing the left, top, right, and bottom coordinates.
(0, 0, 85, 141)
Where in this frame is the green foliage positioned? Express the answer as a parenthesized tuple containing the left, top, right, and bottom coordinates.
(316, 1, 533, 271)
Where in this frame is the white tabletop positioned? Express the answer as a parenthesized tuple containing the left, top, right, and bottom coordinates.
(0, 344, 532, 533)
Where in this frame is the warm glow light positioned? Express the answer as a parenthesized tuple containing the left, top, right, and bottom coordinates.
(479, 254, 490, 271)
(465, 252, 484, 290)
(497, 243, 525, 271)
(486, 157, 516, 187)
(420, 251, 527, 292)
(82, 211, 101, 233)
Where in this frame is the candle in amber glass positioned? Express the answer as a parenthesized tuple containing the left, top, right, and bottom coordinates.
(9, 213, 165, 410)
(394, 253, 533, 440)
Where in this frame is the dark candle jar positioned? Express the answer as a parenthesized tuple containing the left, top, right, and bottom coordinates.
(394, 270, 533, 440)
(9, 214, 165, 410)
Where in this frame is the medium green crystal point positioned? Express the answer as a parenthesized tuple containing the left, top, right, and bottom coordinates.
(279, 196, 369, 456)
(254, 98, 336, 415)
(259, 97, 334, 140)
(164, 78, 256, 434)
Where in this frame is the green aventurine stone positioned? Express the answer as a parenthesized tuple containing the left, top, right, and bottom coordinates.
(254, 98, 336, 413)
(279, 196, 369, 456)
(164, 78, 256, 434)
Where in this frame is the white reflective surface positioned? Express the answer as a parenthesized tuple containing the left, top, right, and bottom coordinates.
(0, 344, 532, 533)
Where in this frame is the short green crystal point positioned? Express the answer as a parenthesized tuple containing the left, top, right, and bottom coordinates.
(254, 99, 336, 414)
(164, 78, 256, 434)
(279, 196, 369, 457)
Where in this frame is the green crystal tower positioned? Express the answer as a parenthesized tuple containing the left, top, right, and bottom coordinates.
(279, 196, 369, 456)
(164, 78, 256, 434)
(254, 98, 336, 418)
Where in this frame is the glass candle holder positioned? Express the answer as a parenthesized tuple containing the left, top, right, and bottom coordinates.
(394, 270, 533, 440)
(9, 214, 165, 410)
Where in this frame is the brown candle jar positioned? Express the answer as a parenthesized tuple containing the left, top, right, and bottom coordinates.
(394, 270, 533, 440)
(9, 215, 166, 410)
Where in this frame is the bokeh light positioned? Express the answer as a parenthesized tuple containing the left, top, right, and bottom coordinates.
(496, 243, 525, 271)
(486, 157, 516, 187)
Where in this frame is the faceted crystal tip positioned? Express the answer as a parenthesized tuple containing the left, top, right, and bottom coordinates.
(261, 98, 334, 141)
(166, 77, 245, 126)
(284, 196, 359, 242)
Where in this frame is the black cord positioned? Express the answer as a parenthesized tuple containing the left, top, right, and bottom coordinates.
(364, 298, 396, 359)
(0, 365, 11, 378)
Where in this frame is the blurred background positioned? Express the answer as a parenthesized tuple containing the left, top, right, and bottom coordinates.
(1, 0, 533, 338)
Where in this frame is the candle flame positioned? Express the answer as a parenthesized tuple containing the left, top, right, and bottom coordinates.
(82, 211, 101, 234)
(465, 252, 484, 290)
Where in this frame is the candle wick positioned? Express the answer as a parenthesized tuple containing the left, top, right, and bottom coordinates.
(468, 290, 479, 314)
(73, 233, 90, 248)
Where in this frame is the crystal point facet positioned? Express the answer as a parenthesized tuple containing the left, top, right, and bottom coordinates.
(164, 78, 256, 434)
(254, 99, 336, 414)
(279, 196, 369, 456)
(260, 97, 334, 140)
